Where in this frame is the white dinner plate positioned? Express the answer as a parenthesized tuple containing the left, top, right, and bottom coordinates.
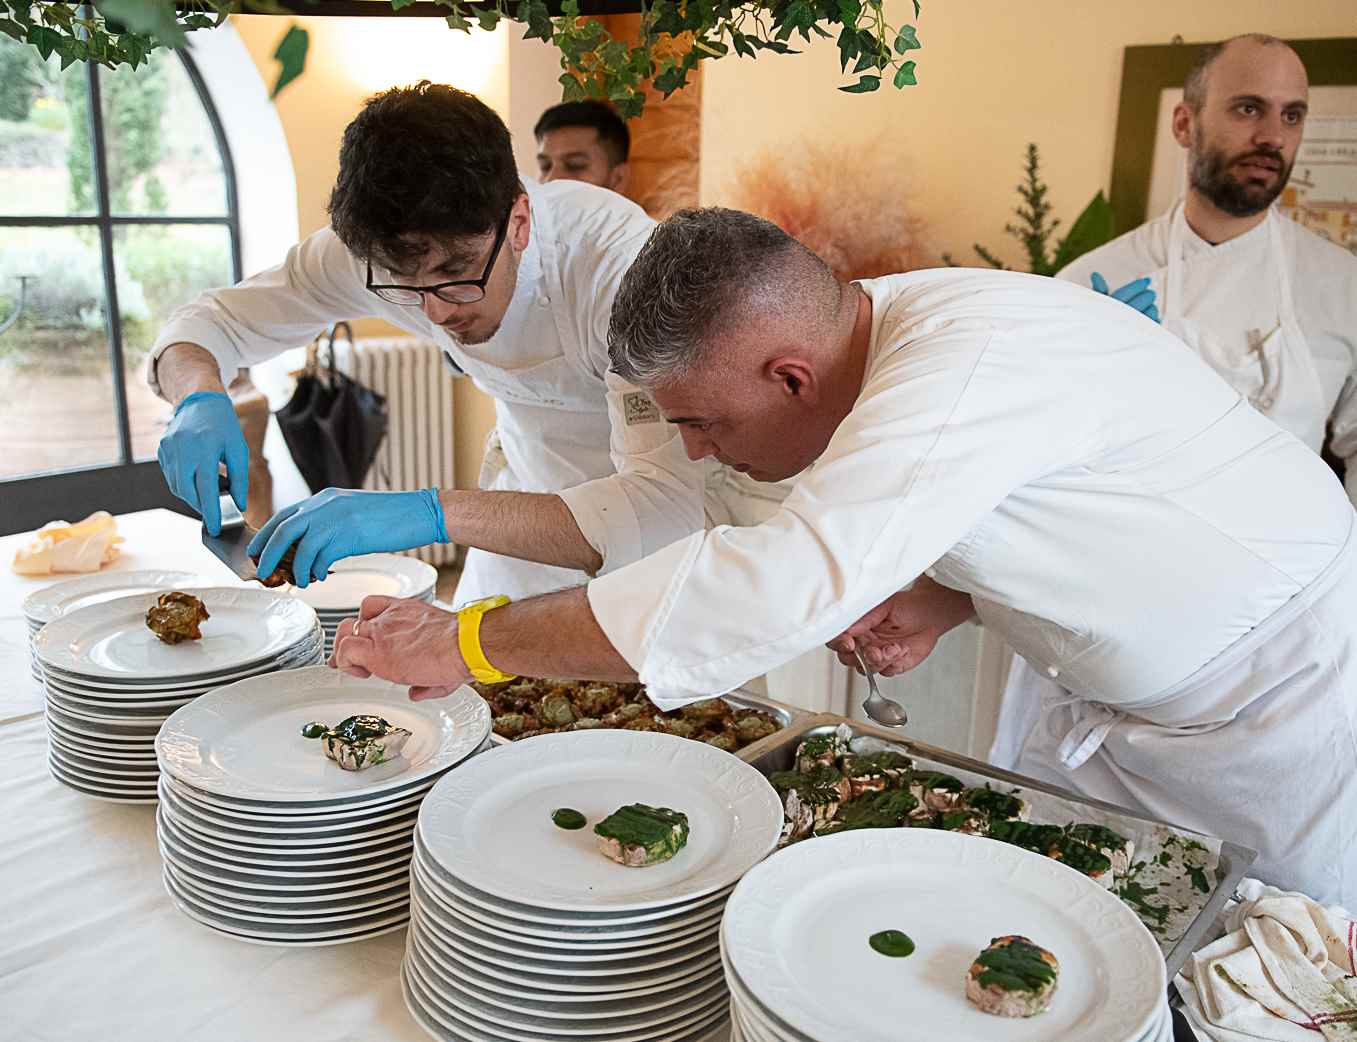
(23, 570, 210, 626)
(723, 829, 1165, 1042)
(417, 730, 781, 913)
(288, 553, 437, 610)
(404, 949, 729, 1042)
(48, 754, 157, 794)
(35, 588, 318, 681)
(43, 705, 160, 740)
(161, 773, 432, 824)
(157, 786, 423, 835)
(412, 858, 729, 943)
(156, 806, 413, 868)
(407, 933, 730, 1032)
(158, 668, 489, 802)
(174, 876, 409, 924)
(160, 797, 417, 858)
(164, 861, 409, 915)
(160, 846, 413, 904)
(45, 766, 158, 804)
(47, 727, 159, 762)
(158, 832, 412, 892)
(48, 743, 159, 779)
(44, 689, 185, 722)
(156, 820, 414, 881)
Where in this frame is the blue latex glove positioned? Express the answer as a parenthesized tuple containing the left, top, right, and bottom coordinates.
(248, 488, 448, 588)
(157, 390, 249, 536)
(1090, 272, 1160, 323)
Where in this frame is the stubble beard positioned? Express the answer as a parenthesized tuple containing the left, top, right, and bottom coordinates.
(1189, 124, 1293, 218)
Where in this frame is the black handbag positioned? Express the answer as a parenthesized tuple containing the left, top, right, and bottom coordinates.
(275, 323, 389, 493)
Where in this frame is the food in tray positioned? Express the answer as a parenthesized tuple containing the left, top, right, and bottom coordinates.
(965, 935, 1059, 1018)
(300, 714, 412, 771)
(144, 591, 210, 644)
(594, 804, 689, 867)
(253, 543, 299, 588)
(868, 929, 915, 958)
(474, 678, 782, 752)
(774, 730, 1132, 888)
(552, 808, 587, 830)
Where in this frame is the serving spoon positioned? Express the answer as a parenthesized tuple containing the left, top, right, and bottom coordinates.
(854, 648, 909, 727)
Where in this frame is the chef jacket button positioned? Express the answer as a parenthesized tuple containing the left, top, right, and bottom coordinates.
(537, 297, 550, 308)
(1256, 395, 1274, 410)
(1046, 665, 1060, 678)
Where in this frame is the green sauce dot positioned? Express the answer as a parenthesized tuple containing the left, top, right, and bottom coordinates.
(869, 929, 915, 958)
(300, 722, 326, 739)
(552, 808, 587, 830)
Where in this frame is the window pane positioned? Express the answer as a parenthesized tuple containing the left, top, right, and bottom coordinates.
(0, 225, 119, 478)
(0, 37, 95, 217)
(100, 51, 228, 217)
(118, 224, 233, 461)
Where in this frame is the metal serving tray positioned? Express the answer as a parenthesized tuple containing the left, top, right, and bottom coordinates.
(745, 714, 1255, 979)
(485, 687, 809, 764)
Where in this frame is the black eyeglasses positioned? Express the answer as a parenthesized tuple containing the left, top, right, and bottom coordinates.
(366, 208, 511, 307)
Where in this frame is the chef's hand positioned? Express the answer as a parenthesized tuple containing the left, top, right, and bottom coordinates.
(157, 391, 248, 537)
(329, 595, 470, 701)
(249, 488, 448, 588)
(827, 577, 976, 677)
(1090, 272, 1160, 323)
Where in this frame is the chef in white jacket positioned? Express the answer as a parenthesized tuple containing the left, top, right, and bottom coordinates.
(332, 208, 1357, 906)
(990, 33, 1357, 770)
(151, 82, 706, 607)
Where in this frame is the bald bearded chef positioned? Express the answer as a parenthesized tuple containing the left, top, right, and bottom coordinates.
(989, 33, 1357, 772)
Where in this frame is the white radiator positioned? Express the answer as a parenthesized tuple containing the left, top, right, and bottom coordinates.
(339, 336, 459, 567)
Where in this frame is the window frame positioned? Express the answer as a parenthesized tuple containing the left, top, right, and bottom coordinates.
(0, 46, 242, 535)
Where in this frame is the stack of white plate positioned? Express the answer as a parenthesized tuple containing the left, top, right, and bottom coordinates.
(402, 729, 784, 1042)
(33, 587, 323, 803)
(154, 667, 491, 945)
(288, 554, 438, 658)
(721, 829, 1172, 1042)
(22, 569, 212, 682)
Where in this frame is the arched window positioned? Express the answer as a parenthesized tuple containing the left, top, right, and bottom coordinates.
(0, 39, 241, 531)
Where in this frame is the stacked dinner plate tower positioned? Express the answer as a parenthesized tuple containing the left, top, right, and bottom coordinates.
(400, 729, 785, 1042)
(33, 586, 323, 803)
(720, 829, 1173, 1042)
(23, 569, 211, 682)
(288, 554, 439, 658)
(154, 667, 491, 945)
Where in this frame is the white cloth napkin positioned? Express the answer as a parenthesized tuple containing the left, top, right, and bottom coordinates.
(10, 511, 123, 575)
(1176, 879, 1357, 1041)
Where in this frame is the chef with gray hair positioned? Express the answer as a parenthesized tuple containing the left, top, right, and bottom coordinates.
(331, 207, 1357, 907)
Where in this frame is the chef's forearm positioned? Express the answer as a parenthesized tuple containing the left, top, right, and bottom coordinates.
(155, 342, 228, 405)
(437, 489, 604, 574)
(478, 586, 636, 681)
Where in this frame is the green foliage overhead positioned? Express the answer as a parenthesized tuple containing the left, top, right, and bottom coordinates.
(0, 0, 925, 117)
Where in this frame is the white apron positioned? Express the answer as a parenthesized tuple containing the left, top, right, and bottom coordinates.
(989, 203, 1332, 769)
(1013, 524, 1357, 908)
(450, 217, 612, 609)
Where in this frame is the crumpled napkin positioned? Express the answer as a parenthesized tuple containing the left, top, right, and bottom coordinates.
(11, 512, 123, 576)
(1177, 879, 1357, 1041)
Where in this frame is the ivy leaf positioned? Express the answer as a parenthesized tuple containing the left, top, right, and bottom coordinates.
(270, 23, 308, 98)
(851, 49, 874, 74)
(475, 7, 500, 31)
(518, 0, 551, 41)
(26, 24, 61, 60)
(892, 60, 916, 87)
(390, 0, 418, 8)
(0, 17, 26, 41)
(839, 73, 879, 93)
(730, 29, 755, 59)
(913, 0, 921, 14)
(835, 24, 857, 72)
(615, 93, 644, 119)
(55, 35, 85, 69)
(893, 24, 919, 52)
(445, 10, 471, 31)
(93, 0, 184, 47)
(836, 0, 860, 21)
(182, 13, 215, 29)
(558, 71, 586, 102)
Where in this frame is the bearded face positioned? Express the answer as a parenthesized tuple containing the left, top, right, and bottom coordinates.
(1188, 121, 1294, 218)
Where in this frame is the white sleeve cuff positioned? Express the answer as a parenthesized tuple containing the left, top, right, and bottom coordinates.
(559, 477, 645, 577)
(147, 317, 245, 400)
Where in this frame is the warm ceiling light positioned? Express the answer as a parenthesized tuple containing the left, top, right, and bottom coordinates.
(337, 18, 505, 94)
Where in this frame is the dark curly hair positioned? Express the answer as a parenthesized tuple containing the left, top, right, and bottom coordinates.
(328, 82, 521, 269)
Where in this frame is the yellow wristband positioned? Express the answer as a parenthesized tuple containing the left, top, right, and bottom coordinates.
(456, 595, 517, 684)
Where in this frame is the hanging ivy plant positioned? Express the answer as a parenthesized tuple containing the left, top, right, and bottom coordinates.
(0, 0, 923, 116)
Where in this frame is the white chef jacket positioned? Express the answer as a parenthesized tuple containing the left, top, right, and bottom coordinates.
(588, 269, 1353, 707)
(1058, 207, 1357, 505)
(148, 180, 708, 598)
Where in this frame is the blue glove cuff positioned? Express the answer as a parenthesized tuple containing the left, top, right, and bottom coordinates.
(175, 390, 231, 415)
(419, 488, 450, 545)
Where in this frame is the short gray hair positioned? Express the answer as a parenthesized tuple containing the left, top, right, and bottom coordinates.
(1183, 34, 1290, 113)
(608, 207, 837, 388)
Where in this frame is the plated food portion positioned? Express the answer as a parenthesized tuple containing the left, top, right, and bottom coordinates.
(770, 729, 1133, 890)
(145, 591, 211, 645)
(301, 715, 414, 772)
(475, 678, 783, 753)
(965, 936, 1060, 1019)
(595, 804, 691, 867)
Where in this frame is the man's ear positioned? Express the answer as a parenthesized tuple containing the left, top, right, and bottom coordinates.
(608, 161, 630, 194)
(766, 357, 818, 404)
(509, 192, 532, 253)
(1171, 101, 1194, 150)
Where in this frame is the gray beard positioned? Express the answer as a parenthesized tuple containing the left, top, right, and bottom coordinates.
(1189, 128, 1293, 218)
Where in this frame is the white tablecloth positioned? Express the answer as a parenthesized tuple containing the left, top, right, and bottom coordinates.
(0, 509, 733, 1042)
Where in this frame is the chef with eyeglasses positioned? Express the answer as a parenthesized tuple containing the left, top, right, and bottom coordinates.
(990, 32, 1357, 771)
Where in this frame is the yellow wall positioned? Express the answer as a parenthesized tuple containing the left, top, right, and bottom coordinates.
(228, 14, 508, 490)
(699, 1, 1356, 270)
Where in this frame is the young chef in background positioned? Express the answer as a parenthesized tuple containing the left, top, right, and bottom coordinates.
(992, 33, 1357, 770)
(533, 100, 631, 193)
(331, 207, 1357, 907)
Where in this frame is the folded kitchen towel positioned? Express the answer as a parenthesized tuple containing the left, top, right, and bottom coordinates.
(1176, 879, 1357, 1041)
(11, 511, 123, 576)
